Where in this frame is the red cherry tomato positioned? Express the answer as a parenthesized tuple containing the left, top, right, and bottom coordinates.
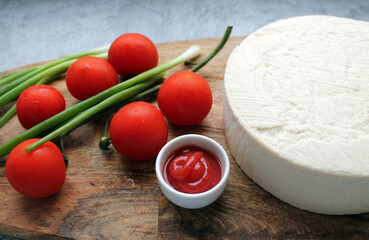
(6, 139, 66, 199)
(109, 101, 168, 161)
(66, 56, 119, 101)
(157, 71, 213, 126)
(17, 85, 66, 129)
(108, 33, 159, 78)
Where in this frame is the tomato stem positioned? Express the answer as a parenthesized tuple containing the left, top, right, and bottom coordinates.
(59, 135, 68, 168)
(189, 26, 232, 73)
(99, 117, 112, 150)
(102, 117, 110, 139)
(99, 136, 111, 151)
(184, 61, 197, 66)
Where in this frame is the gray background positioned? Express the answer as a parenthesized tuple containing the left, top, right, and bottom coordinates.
(1, 0, 369, 72)
(1, 0, 369, 239)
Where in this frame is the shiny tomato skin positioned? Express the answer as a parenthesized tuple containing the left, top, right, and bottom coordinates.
(157, 71, 213, 126)
(66, 56, 119, 101)
(5, 139, 66, 199)
(109, 101, 168, 161)
(17, 85, 66, 130)
(108, 33, 158, 78)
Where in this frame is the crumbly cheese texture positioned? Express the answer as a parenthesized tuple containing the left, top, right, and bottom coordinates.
(224, 15, 369, 214)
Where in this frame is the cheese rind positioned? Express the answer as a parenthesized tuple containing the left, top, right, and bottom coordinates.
(224, 15, 369, 214)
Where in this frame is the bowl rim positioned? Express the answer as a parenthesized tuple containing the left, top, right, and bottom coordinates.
(155, 134, 230, 198)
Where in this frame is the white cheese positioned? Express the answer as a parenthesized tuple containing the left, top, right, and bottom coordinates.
(224, 15, 369, 214)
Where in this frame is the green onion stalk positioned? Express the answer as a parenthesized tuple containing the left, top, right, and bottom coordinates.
(0, 67, 39, 87)
(0, 45, 201, 157)
(0, 104, 17, 128)
(0, 45, 110, 104)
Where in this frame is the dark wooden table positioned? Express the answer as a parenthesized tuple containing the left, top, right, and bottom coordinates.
(1, 37, 369, 239)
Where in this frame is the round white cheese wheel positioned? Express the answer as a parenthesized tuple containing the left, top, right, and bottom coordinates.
(224, 15, 369, 215)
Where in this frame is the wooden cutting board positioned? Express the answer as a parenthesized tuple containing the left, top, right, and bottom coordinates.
(1, 37, 369, 240)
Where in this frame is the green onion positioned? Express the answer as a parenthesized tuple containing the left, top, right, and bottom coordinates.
(189, 26, 232, 72)
(0, 67, 39, 87)
(0, 68, 41, 97)
(0, 45, 110, 100)
(0, 104, 16, 128)
(0, 45, 200, 157)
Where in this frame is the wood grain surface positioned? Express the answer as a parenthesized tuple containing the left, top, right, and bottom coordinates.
(1, 38, 369, 240)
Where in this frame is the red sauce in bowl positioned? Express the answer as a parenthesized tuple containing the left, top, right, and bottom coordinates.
(162, 146, 222, 194)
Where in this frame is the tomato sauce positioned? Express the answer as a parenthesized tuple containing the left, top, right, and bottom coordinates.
(162, 146, 222, 194)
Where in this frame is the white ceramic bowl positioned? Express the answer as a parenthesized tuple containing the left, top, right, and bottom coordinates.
(155, 134, 230, 209)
